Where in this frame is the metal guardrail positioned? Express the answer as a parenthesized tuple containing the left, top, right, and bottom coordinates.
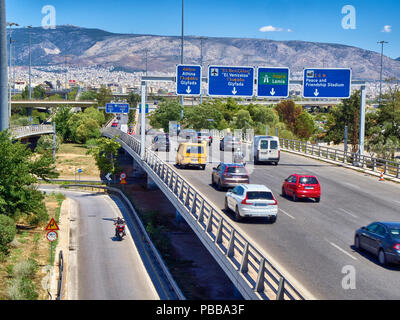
(210, 130, 400, 179)
(102, 127, 305, 300)
(279, 139, 400, 179)
(61, 184, 185, 300)
(11, 124, 53, 139)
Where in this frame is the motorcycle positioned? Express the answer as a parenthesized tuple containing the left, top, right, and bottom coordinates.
(115, 221, 126, 241)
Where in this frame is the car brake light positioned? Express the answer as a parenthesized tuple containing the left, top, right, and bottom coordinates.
(394, 244, 400, 250)
(241, 195, 253, 205)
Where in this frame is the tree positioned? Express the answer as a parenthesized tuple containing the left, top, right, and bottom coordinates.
(96, 86, 112, 107)
(33, 85, 46, 100)
(295, 111, 315, 140)
(148, 101, 181, 132)
(79, 90, 97, 101)
(183, 103, 224, 130)
(0, 131, 58, 223)
(233, 110, 254, 130)
(53, 106, 72, 142)
(275, 100, 303, 131)
(87, 137, 121, 176)
(324, 90, 361, 152)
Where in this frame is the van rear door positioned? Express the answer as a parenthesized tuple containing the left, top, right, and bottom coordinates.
(269, 139, 279, 159)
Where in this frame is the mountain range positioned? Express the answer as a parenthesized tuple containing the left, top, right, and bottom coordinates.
(8, 25, 400, 81)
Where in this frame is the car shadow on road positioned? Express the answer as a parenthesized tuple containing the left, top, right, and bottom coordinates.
(350, 245, 400, 271)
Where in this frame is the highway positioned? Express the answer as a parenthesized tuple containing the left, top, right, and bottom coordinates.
(152, 139, 400, 300)
(40, 187, 159, 300)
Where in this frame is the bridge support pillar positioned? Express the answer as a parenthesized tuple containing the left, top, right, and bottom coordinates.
(146, 175, 158, 190)
(133, 159, 145, 178)
(175, 210, 184, 223)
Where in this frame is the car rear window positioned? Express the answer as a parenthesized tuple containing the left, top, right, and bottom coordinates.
(260, 140, 268, 149)
(246, 191, 274, 200)
(270, 140, 278, 150)
(226, 166, 247, 174)
(186, 146, 204, 154)
(299, 177, 319, 184)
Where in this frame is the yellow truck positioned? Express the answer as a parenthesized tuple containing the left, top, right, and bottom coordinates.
(176, 142, 207, 170)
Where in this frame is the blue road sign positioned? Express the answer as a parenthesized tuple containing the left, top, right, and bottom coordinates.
(106, 103, 130, 114)
(257, 67, 289, 98)
(208, 66, 254, 97)
(303, 68, 352, 98)
(176, 65, 202, 96)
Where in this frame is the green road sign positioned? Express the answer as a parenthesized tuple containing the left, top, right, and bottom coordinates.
(259, 72, 288, 86)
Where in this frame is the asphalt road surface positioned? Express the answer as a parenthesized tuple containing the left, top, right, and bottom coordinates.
(153, 138, 400, 300)
(40, 187, 159, 300)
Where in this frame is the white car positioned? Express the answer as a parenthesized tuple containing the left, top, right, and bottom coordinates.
(224, 184, 278, 222)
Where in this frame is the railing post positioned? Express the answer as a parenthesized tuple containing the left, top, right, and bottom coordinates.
(215, 219, 223, 244)
(197, 200, 205, 223)
(239, 242, 249, 273)
(276, 277, 285, 300)
(255, 258, 265, 292)
(226, 229, 235, 257)
(206, 212, 213, 233)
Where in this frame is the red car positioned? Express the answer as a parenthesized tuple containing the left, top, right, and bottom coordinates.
(282, 174, 321, 202)
(111, 121, 118, 127)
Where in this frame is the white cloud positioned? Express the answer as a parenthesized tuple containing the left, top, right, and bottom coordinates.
(382, 25, 392, 33)
(259, 25, 292, 33)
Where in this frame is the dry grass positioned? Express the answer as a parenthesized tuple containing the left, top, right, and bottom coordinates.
(0, 194, 64, 300)
(56, 143, 100, 180)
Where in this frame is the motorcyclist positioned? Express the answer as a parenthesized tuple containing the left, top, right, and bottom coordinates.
(114, 217, 126, 237)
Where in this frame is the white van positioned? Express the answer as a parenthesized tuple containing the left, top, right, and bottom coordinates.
(253, 136, 280, 165)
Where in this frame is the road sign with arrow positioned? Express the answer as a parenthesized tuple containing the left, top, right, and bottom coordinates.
(303, 68, 351, 98)
(176, 65, 202, 96)
(208, 65, 254, 97)
(257, 67, 289, 98)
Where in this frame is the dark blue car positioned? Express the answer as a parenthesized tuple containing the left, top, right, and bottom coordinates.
(354, 222, 400, 266)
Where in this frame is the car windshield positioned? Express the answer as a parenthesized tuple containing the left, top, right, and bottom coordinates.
(246, 191, 274, 200)
(186, 146, 204, 154)
(299, 177, 319, 184)
(388, 227, 400, 239)
(226, 166, 247, 174)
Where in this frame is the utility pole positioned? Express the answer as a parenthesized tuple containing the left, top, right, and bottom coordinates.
(180, 0, 184, 120)
(377, 41, 388, 105)
(199, 37, 206, 104)
(0, 0, 8, 131)
(7, 22, 18, 118)
(28, 25, 32, 100)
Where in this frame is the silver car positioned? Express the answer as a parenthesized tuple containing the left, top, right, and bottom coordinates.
(220, 136, 242, 151)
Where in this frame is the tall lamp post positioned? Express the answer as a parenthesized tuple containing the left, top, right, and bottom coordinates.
(377, 40, 388, 105)
(199, 37, 206, 104)
(180, 0, 184, 120)
(27, 25, 32, 100)
(7, 21, 18, 117)
(0, 0, 8, 130)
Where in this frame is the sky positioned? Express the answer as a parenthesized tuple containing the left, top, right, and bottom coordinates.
(5, 0, 399, 59)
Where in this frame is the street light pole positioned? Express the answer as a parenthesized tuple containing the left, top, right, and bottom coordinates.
(180, 0, 184, 120)
(199, 37, 206, 104)
(0, 0, 8, 130)
(377, 40, 388, 105)
(28, 25, 32, 100)
(7, 22, 18, 118)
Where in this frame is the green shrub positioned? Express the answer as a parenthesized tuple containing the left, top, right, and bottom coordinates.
(0, 215, 17, 255)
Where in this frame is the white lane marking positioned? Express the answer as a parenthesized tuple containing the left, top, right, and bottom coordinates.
(326, 239, 358, 261)
(338, 208, 359, 219)
(279, 208, 296, 220)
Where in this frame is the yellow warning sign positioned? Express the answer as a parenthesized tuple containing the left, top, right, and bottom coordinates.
(45, 218, 59, 231)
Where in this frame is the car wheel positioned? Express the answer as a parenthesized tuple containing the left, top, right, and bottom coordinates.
(269, 216, 277, 223)
(274, 162, 278, 166)
(378, 249, 387, 266)
(292, 193, 297, 202)
(201, 165, 206, 170)
(354, 236, 360, 250)
(224, 198, 229, 211)
(281, 187, 286, 197)
(217, 179, 223, 191)
(315, 197, 320, 203)
(211, 176, 215, 186)
(234, 206, 242, 222)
